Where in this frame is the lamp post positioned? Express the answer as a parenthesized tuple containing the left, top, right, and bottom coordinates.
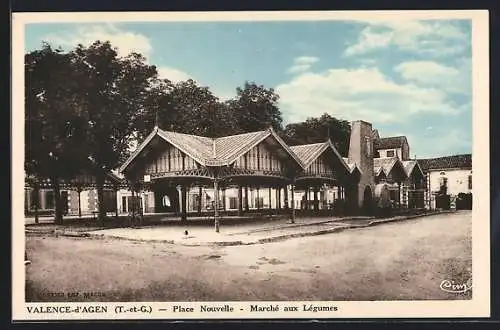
(214, 178, 220, 233)
(48, 151, 62, 224)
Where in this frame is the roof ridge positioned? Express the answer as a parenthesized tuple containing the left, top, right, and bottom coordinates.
(418, 153, 472, 160)
(214, 130, 268, 140)
(158, 128, 214, 141)
(290, 141, 327, 148)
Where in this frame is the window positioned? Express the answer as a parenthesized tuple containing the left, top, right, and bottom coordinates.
(439, 177, 448, 193)
(386, 150, 395, 157)
(365, 137, 371, 157)
(468, 175, 472, 189)
(102, 190, 117, 212)
(122, 196, 127, 212)
(45, 190, 55, 209)
(255, 197, 264, 209)
(229, 197, 238, 210)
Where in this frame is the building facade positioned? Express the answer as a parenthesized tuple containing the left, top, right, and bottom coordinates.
(372, 134, 425, 209)
(26, 120, 464, 220)
(418, 154, 472, 210)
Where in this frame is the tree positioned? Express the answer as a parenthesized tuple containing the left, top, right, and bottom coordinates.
(228, 82, 284, 133)
(68, 41, 159, 222)
(283, 113, 351, 156)
(155, 79, 239, 137)
(25, 43, 89, 224)
(134, 78, 175, 140)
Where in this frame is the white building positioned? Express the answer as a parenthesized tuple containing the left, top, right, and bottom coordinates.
(418, 154, 472, 209)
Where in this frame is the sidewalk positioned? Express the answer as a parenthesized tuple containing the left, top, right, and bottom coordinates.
(26, 210, 452, 246)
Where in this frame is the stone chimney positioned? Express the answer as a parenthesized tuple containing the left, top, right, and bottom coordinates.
(348, 120, 375, 208)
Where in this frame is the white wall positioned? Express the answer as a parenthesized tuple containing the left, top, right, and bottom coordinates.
(428, 169, 472, 196)
(378, 148, 402, 159)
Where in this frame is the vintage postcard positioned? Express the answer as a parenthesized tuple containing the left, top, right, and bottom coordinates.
(12, 10, 490, 321)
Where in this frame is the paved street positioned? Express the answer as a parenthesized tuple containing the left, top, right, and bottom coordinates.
(25, 211, 472, 302)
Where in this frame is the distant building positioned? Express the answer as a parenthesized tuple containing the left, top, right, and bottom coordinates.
(24, 171, 127, 218)
(418, 154, 472, 209)
(26, 121, 470, 220)
(374, 135, 410, 161)
(373, 132, 425, 208)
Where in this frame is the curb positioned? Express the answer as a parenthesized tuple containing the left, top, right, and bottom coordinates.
(229, 215, 373, 236)
(31, 210, 456, 246)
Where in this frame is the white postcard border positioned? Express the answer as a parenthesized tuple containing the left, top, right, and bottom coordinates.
(12, 10, 491, 321)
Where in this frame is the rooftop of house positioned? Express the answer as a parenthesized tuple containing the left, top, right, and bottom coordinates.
(374, 136, 408, 150)
(417, 154, 472, 171)
(289, 142, 328, 168)
(121, 127, 306, 172)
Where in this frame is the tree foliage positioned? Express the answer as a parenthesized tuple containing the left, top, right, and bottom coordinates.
(25, 41, 159, 222)
(25, 40, 353, 224)
(228, 82, 283, 133)
(25, 43, 90, 223)
(283, 113, 351, 156)
(68, 41, 159, 221)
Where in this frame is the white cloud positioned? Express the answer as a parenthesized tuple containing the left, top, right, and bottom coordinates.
(39, 25, 234, 100)
(344, 27, 393, 56)
(344, 20, 469, 57)
(157, 67, 192, 83)
(395, 60, 459, 83)
(287, 56, 319, 74)
(395, 59, 471, 95)
(276, 66, 460, 125)
(294, 56, 319, 65)
(42, 24, 153, 58)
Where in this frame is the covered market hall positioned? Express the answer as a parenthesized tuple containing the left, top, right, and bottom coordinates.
(119, 120, 427, 231)
(118, 123, 369, 232)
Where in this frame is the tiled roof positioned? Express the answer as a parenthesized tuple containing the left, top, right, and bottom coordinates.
(157, 129, 214, 164)
(374, 157, 400, 176)
(418, 154, 472, 171)
(289, 141, 350, 173)
(214, 131, 270, 163)
(290, 143, 326, 167)
(375, 136, 407, 150)
(342, 157, 361, 174)
(401, 160, 424, 177)
(120, 127, 304, 172)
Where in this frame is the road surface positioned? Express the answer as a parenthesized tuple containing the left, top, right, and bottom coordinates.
(25, 211, 472, 301)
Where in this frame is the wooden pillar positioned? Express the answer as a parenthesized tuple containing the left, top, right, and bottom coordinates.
(131, 187, 136, 226)
(313, 186, 319, 211)
(78, 187, 82, 219)
(398, 181, 402, 209)
(268, 187, 272, 210)
(283, 185, 289, 209)
(244, 186, 249, 211)
(305, 188, 310, 210)
(257, 188, 260, 210)
(238, 186, 243, 215)
(277, 187, 281, 211)
(34, 182, 40, 224)
(198, 186, 203, 214)
(181, 185, 187, 222)
(291, 181, 296, 223)
(222, 188, 226, 211)
(214, 179, 220, 233)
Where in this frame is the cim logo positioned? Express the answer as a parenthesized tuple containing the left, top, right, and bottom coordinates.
(439, 278, 472, 294)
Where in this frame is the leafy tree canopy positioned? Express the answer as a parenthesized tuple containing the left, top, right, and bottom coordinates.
(283, 113, 351, 156)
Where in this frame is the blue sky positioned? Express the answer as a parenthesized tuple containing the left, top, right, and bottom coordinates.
(24, 19, 472, 158)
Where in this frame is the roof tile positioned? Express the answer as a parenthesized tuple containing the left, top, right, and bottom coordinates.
(375, 136, 407, 150)
(289, 143, 326, 167)
(418, 154, 472, 171)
